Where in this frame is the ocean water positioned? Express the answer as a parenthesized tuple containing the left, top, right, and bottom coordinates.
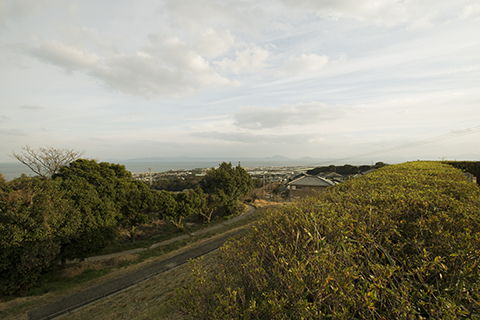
(121, 160, 312, 173)
(0, 159, 314, 181)
(0, 162, 33, 181)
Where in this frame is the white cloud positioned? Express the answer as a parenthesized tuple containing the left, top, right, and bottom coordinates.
(0, 129, 28, 136)
(283, 53, 329, 75)
(234, 102, 344, 129)
(194, 131, 323, 145)
(93, 51, 191, 97)
(193, 28, 235, 59)
(460, 4, 480, 20)
(93, 50, 230, 98)
(2, 0, 479, 163)
(278, 0, 445, 28)
(267, 20, 293, 32)
(19, 105, 43, 110)
(164, 0, 272, 36)
(216, 45, 270, 74)
(26, 34, 234, 98)
(0, 0, 60, 27)
(57, 25, 120, 56)
(29, 40, 100, 71)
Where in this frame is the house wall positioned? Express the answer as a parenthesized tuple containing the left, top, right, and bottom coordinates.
(289, 185, 328, 198)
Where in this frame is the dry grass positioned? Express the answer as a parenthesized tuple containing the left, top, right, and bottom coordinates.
(60, 254, 139, 278)
(252, 199, 286, 210)
(0, 226, 251, 320)
(60, 254, 220, 320)
(45, 229, 232, 320)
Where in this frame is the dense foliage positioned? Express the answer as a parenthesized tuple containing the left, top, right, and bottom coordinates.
(0, 159, 256, 296)
(200, 162, 254, 213)
(0, 175, 80, 295)
(443, 160, 478, 176)
(176, 162, 480, 319)
(151, 175, 202, 192)
(0, 160, 162, 295)
(53, 159, 158, 262)
(306, 162, 386, 176)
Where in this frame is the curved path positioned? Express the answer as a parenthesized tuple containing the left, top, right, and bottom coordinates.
(65, 204, 256, 264)
(27, 205, 256, 320)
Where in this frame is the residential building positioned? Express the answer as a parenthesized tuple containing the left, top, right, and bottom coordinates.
(288, 175, 335, 199)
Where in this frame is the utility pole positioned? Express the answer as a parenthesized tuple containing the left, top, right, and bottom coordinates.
(263, 171, 265, 200)
(149, 167, 152, 186)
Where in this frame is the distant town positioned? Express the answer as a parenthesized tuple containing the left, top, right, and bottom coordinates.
(132, 165, 312, 185)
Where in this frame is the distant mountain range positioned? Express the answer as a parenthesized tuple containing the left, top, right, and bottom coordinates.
(117, 153, 480, 166)
(121, 155, 333, 164)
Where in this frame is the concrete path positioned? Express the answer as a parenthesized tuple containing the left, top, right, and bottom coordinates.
(66, 204, 256, 264)
(27, 205, 256, 320)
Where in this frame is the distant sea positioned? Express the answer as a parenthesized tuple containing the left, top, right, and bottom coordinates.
(0, 159, 319, 181)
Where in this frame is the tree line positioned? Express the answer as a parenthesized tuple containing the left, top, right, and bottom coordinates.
(306, 162, 387, 175)
(1, 152, 253, 296)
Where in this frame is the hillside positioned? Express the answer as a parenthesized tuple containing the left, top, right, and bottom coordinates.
(176, 161, 480, 319)
(0, 203, 273, 320)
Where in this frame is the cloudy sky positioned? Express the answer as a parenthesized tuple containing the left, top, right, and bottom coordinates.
(1, 0, 479, 164)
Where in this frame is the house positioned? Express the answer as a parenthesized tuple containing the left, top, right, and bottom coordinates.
(353, 168, 376, 178)
(287, 175, 335, 199)
(318, 171, 347, 182)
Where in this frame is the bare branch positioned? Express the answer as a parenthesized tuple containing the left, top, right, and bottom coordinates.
(9, 145, 84, 178)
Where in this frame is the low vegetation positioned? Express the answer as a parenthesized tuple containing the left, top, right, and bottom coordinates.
(0, 202, 265, 320)
(175, 161, 480, 319)
(1, 154, 254, 297)
(442, 160, 478, 176)
(306, 162, 387, 176)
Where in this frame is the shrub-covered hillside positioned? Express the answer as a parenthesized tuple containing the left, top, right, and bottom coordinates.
(176, 161, 480, 319)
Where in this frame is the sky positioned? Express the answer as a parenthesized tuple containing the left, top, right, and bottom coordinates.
(1, 0, 480, 164)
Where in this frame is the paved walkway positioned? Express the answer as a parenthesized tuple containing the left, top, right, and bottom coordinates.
(64, 204, 255, 264)
(27, 205, 256, 320)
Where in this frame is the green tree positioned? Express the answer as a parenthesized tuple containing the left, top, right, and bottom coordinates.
(55, 176, 119, 264)
(118, 180, 158, 240)
(173, 192, 194, 231)
(155, 190, 183, 230)
(151, 175, 202, 192)
(53, 159, 141, 261)
(0, 175, 80, 295)
(200, 162, 253, 214)
(54, 159, 155, 231)
(188, 187, 219, 224)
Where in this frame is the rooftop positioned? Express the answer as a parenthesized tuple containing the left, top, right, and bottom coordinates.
(288, 175, 335, 187)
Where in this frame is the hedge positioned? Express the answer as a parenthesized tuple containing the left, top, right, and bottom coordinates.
(175, 161, 480, 319)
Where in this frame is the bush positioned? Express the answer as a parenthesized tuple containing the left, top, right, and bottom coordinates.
(175, 162, 480, 319)
(200, 162, 254, 214)
(0, 176, 79, 296)
(442, 160, 477, 176)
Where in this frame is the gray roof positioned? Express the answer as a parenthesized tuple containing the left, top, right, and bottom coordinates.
(289, 175, 335, 187)
(353, 168, 376, 177)
(319, 172, 345, 179)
